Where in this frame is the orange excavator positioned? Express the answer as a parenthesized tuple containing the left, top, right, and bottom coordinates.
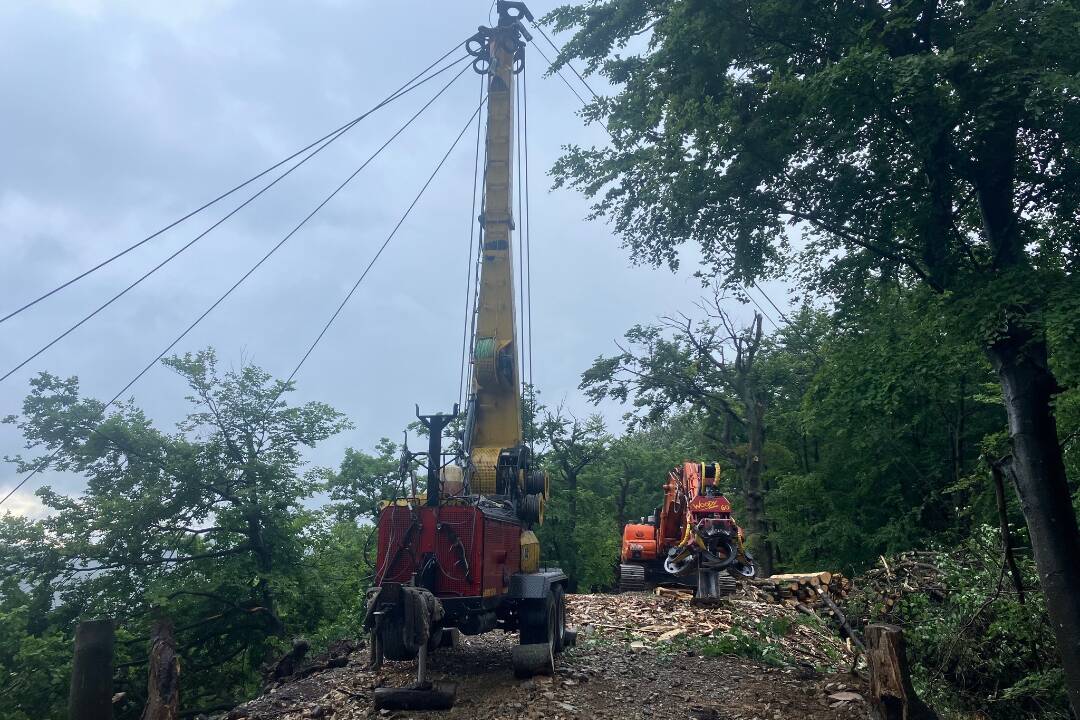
(618, 462, 756, 598)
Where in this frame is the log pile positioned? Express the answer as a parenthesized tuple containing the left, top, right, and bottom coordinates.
(740, 571, 852, 609)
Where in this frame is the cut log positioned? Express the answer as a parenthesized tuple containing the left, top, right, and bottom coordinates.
(866, 624, 938, 720)
(814, 586, 865, 654)
(141, 618, 180, 720)
(373, 682, 456, 711)
(69, 618, 115, 720)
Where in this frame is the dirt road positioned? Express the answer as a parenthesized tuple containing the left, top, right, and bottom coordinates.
(226, 595, 869, 720)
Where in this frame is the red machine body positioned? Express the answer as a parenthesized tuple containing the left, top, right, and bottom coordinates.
(375, 504, 521, 599)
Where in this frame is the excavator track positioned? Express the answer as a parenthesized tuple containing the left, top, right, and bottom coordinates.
(617, 563, 647, 592)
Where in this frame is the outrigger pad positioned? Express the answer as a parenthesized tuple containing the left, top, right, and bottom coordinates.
(511, 643, 554, 678)
(373, 682, 457, 711)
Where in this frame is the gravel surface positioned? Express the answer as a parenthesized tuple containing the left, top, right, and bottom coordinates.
(222, 595, 869, 720)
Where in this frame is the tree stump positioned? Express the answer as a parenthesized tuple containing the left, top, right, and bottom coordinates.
(141, 618, 180, 720)
(69, 618, 115, 720)
(865, 623, 938, 720)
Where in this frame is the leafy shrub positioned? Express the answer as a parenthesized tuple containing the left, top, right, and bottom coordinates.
(851, 528, 1068, 720)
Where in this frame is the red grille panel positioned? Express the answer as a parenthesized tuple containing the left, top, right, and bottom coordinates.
(434, 506, 482, 597)
(482, 518, 520, 596)
(375, 505, 521, 600)
(375, 505, 417, 584)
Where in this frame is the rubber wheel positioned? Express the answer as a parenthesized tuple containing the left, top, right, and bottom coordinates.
(552, 585, 567, 653)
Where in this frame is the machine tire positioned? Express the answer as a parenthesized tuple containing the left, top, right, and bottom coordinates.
(552, 585, 567, 653)
(512, 642, 554, 678)
(515, 591, 556, 677)
(378, 622, 414, 662)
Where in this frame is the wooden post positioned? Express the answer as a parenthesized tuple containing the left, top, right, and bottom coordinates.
(141, 618, 180, 720)
(69, 618, 115, 720)
(865, 623, 938, 720)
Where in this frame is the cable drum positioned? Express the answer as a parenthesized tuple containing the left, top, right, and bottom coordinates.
(518, 493, 543, 524)
(473, 336, 497, 387)
(525, 469, 546, 496)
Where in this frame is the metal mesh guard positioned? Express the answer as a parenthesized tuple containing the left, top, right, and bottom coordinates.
(471, 446, 500, 494)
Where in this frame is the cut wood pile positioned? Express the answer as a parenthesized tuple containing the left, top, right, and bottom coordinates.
(740, 571, 852, 608)
(566, 591, 855, 669)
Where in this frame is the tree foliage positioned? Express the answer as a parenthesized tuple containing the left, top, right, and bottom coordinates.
(0, 350, 359, 716)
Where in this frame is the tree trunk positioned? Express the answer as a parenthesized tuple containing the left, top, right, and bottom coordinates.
(141, 618, 180, 720)
(988, 327, 1080, 714)
(565, 468, 579, 591)
(69, 618, 115, 720)
(733, 314, 773, 576)
(245, 508, 284, 635)
(990, 459, 1026, 604)
(741, 394, 773, 576)
(615, 474, 631, 531)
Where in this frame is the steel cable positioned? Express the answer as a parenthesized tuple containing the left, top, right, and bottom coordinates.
(0, 55, 472, 385)
(0, 42, 468, 326)
(458, 73, 486, 411)
(280, 93, 489, 388)
(0, 62, 473, 509)
(522, 63, 534, 398)
(515, 68, 528, 414)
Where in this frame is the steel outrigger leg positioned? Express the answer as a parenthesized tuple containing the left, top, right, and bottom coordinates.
(372, 643, 457, 711)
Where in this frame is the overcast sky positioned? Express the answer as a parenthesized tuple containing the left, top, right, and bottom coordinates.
(0, 0, 786, 518)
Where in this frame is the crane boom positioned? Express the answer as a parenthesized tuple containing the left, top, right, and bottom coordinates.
(465, 4, 533, 497)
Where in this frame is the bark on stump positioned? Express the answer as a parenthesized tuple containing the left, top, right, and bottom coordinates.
(69, 618, 115, 720)
(141, 618, 180, 720)
(866, 624, 937, 720)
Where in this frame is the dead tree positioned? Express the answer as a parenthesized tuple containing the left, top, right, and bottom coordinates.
(69, 618, 115, 720)
(988, 456, 1027, 604)
(141, 618, 180, 720)
(667, 301, 774, 575)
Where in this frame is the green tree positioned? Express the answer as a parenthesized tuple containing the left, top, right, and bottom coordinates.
(580, 299, 777, 573)
(767, 289, 1004, 568)
(533, 406, 613, 590)
(547, 0, 1080, 707)
(324, 438, 405, 523)
(2, 349, 350, 713)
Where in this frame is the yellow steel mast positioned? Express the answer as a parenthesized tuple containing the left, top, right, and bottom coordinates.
(463, 2, 541, 515)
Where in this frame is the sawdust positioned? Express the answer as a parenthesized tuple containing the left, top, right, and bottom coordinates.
(568, 592, 856, 666)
